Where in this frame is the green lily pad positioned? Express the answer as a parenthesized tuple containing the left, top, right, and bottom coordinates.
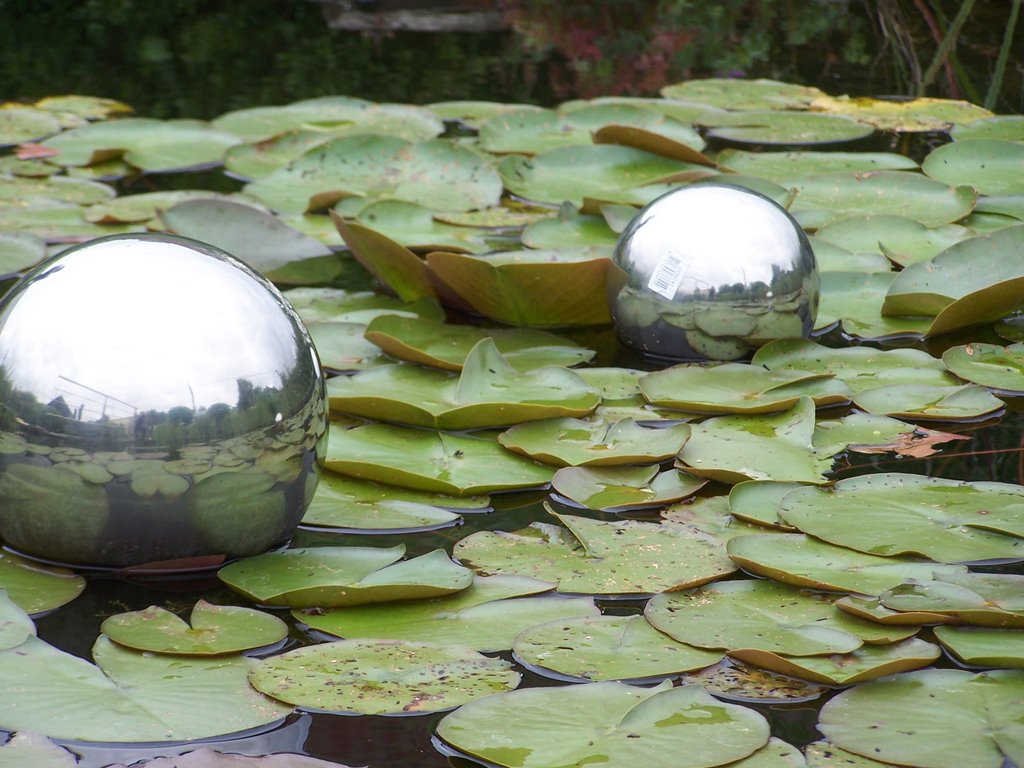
(777, 473, 1024, 563)
(331, 215, 438, 302)
(0, 200, 136, 241)
(296, 574, 599, 651)
(520, 210, 619, 249)
(646, 579, 915, 656)
(818, 668, 1024, 768)
(727, 534, 968, 595)
(728, 481, 803, 530)
(353, 199, 492, 253)
(85, 189, 240, 226)
(326, 338, 599, 429)
(498, 417, 690, 467)
(678, 397, 834, 484)
(639, 363, 850, 414)
(662, 78, 826, 110)
(879, 572, 1024, 627)
(244, 134, 501, 214)
(112, 749, 345, 767)
(809, 94, 992, 131)
(808, 237, 894, 273)
(814, 215, 974, 268)
(513, 614, 723, 682)
(0, 106, 62, 146)
(0, 590, 34, 651)
(551, 464, 706, 511)
(427, 99, 531, 127)
(426, 248, 612, 327)
(952, 114, 1024, 141)
(0, 634, 291, 742)
(716, 149, 917, 181)
(363, 314, 593, 372)
(308, 321, 389, 372)
(942, 342, 1024, 393)
(934, 625, 1024, 668)
(733, 637, 941, 686)
(680, 660, 828, 704)
(249, 638, 519, 715)
(100, 599, 289, 655)
(805, 742, 900, 767)
(816, 271, 932, 340)
(975, 194, 1024, 222)
(812, 413, 966, 458)
(0, 731, 77, 767)
(0, 551, 84, 616)
(922, 139, 1024, 196)
(703, 111, 874, 146)
(453, 509, 735, 596)
(661, 495, 778, 544)
(574, 367, 646, 403)
(224, 130, 349, 180)
(850, 383, 1005, 421)
(41, 118, 241, 172)
(33, 95, 133, 120)
(283, 287, 441, 325)
(835, 593, 962, 627)
(0, 173, 115, 205)
(436, 680, 771, 768)
(219, 546, 472, 608)
(323, 423, 554, 495)
(787, 171, 976, 228)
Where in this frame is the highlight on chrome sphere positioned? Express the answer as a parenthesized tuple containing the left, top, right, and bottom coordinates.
(607, 183, 819, 361)
(0, 233, 328, 568)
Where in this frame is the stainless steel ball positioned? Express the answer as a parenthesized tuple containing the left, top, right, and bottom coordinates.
(0, 233, 328, 568)
(608, 183, 819, 361)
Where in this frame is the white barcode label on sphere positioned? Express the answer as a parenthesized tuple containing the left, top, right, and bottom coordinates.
(647, 252, 687, 299)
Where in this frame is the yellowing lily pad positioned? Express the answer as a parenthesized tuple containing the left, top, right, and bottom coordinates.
(809, 94, 992, 131)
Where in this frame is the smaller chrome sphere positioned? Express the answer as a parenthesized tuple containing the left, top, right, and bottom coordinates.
(0, 234, 328, 568)
(607, 183, 819, 361)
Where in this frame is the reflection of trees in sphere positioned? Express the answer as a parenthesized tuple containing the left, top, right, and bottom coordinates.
(0, 234, 328, 568)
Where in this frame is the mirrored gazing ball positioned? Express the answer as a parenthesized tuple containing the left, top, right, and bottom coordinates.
(607, 183, 819, 361)
(0, 233, 328, 568)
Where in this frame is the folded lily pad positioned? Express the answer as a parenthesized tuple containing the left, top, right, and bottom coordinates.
(680, 659, 828, 704)
(0, 551, 85, 615)
(816, 271, 931, 340)
(777, 473, 1024, 563)
(296, 574, 598, 651)
(551, 464, 706, 511)
(0, 635, 291, 742)
(819, 668, 1024, 768)
(249, 638, 519, 715)
(835, 593, 960, 626)
(850, 383, 1005, 421)
(498, 417, 691, 467)
(436, 680, 771, 768)
(512, 614, 723, 682)
(218, 545, 472, 608)
(811, 413, 966, 458)
(934, 625, 1024, 668)
(942, 342, 1024, 393)
(453, 509, 735, 596)
(878, 572, 1024, 627)
(815, 214, 974, 268)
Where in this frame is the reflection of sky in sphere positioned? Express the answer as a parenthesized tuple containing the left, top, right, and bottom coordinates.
(0, 238, 300, 418)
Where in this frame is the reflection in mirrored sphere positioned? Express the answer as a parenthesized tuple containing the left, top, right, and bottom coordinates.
(0, 234, 328, 568)
(608, 183, 819, 361)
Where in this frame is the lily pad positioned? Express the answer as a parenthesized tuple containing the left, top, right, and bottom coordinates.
(934, 625, 1024, 668)
(661, 78, 826, 110)
(878, 572, 1024, 627)
(0, 106, 62, 146)
(0, 173, 115, 205)
(727, 481, 804, 530)
(453, 509, 735, 596)
(809, 94, 992, 131)
(804, 741, 900, 767)
(834, 594, 961, 627)
(0, 732, 77, 767)
(812, 413, 966, 458)
(716, 149, 917, 181)
(850, 383, 1005, 421)
(498, 417, 691, 466)
(331, 214, 438, 302)
(0, 635, 291, 742)
(308, 321, 389, 372)
(922, 139, 1024, 196)
(942, 342, 1024, 393)
(818, 668, 1024, 768)
(353, 199, 493, 253)
(283, 287, 440, 325)
(777, 473, 1024, 563)
(520, 210, 619, 250)
(814, 215, 974, 268)
(551, 464, 706, 511)
(436, 680, 771, 768)
(727, 534, 968, 595)
(296, 574, 599, 651)
(952, 114, 1024, 141)
(249, 638, 519, 715)
(0, 551, 84, 615)
(512, 614, 723, 682)
(0, 591, 34, 651)
(680, 659, 828, 704)
(703, 111, 874, 146)
(816, 271, 932, 340)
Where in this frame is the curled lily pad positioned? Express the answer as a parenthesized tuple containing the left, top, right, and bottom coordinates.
(879, 572, 1024, 627)
(498, 417, 691, 467)
(324, 423, 554, 495)
(815, 215, 974, 268)
(513, 614, 723, 682)
(249, 638, 519, 715)
(934, 625, 1024, 668)
(330, 215, 437, 303)
(436, 680, 771, 768)
(778, 473, 1024, 564)
(0, 590, 34, 651)
(835, 593, 961, 627)
(297, 574, 598, 652)
(453, 509, 735, 596)
(520, 210, 619, 249)
(816, 271, 931, 340)
(218, 545, 472, 608)
(922, 139, 1024, 196)
(327, 338, 599, 429)
(942, 342, 1024, 393)
(0, 635, 291, 742)
(819, 668, 1024, 768)
(850, 383, 1005, 421)
(727, 534, 968, 595)
(680, 659, 828, 704)
(0, 551, 84, 614)
(100, 600, 288, 655)
(551, 464, 706, 511)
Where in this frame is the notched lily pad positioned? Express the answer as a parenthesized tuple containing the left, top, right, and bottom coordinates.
(942, 342, 1024, 393)
(551, 464, 706, 511)
(498, 417, 691, 467)
(0, 551, 85, 615)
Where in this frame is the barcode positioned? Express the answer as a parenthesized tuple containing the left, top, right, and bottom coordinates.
(647, 253, 687, 299)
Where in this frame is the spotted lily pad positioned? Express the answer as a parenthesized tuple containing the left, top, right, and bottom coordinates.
(777, 473, 1024, 563)
(809, 94, 992, 131)
(353, 199, 493, 253)
(942, 342, 1024, 393)
(323, 423, 554, 495)
(835, 594, 960, 627)
(512, 614, 723, 682)
(551, 464, 706, 511)
(498, 417, 690, 467)
(296, 574, 598, 651)
(436, 680, 771, 768)
(0, 635, 291, 742)
(818, 668, 1024, 768)
(850, 383, 1005, 421)
(100, 600, 288, 656)
(878, 572, 1024, 627)
(0, 551, 84, 615)
(922, 139, 1024, 196)
(218, 545, 472, 608)
(453, 509, 734, 596)
(933, 625, 1024, 668)
(249, 639, 519, 715)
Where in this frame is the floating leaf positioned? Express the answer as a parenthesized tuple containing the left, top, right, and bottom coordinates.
(0, 106, 62, 146)
(224, 129, 348, 180)
(513, 614, 723, 682)
(100, 600, 288, 655)
(815, 215, 974, 268)
(809, 94, 991, 131)
(283, 287, 440, 325)
(354, 199, 492, 253)
(0, 635, 291, 742)
(308, 321, 389, 372)
(850, 383, 1005, 421)
(879, 572, 1024, 627)
(703, 111, 874, 146)
(0, 551, 84, 615)
(297, 574, 598, 651)
(551, 464, 706, 511)
(778, 473, 1024, 563)
(114, 748, 346, 767)
(331, 214, 438, 302)
(498, 417, 691, 466)
(520, 211, 619, 249)
(804, 741, 900, 767)
(0, 732, 77, 768)
(818, 668, 1024, 768)
(816, 271, 931, 340)
(453, 509, 734, 596)
(436, 680, 771, 768)
(808, 237, 893, 273)
(0, 591, 34, 651)
(728, 481, 803, 530)
(952, 114, 1024, 141)
(922, 139, 1024, 196)
(933, 625, 1024, 668)
(249, 639, 519, 715)
(680, 660, 828, 704)
(0, 173, 114, 205)
(942, 342, 1024, 393)
(219, 546, 471, 609)
(835, 594, 960, 627)
(812, 413, 967, 458)
(716, 149, 917, 181)
(661, 78, 826, 110)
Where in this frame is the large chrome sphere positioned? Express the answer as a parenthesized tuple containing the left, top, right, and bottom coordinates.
(608, 183, 819, 361)
(0, 234, 328, 568)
